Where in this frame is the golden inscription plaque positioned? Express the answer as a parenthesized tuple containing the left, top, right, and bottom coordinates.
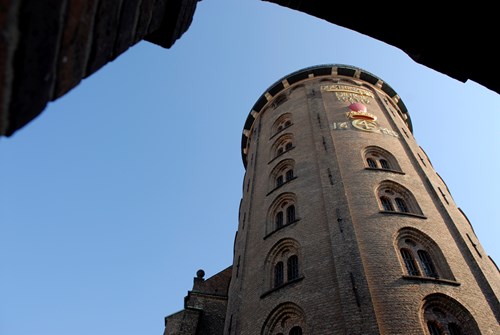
(321, 84, 374, 104)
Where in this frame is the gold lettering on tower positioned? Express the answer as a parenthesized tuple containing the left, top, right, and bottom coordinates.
(335, 92, 371, 104)
(320, 84, 374, 104)
(320, 85, 374, 97)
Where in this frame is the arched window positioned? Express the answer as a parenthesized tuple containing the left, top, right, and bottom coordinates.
(274, 262, 284, 287)
(261, 302, 306, 335)
(402, 242, 438, 278)
(269, 159, 296, 192)
(276, 175, 284, 187)
(395, 197, 409, 213)
(380, 159, 390, 170)
(289, 326, 302, 335)
(271, 134, 294, 160)
(271, 113, 293, 136)
(400, 248, 419, 276)
(421, 294, 481, 335)
(427, 321, 442, 335)
(377, 181, 423, 215)
(380, 196, 394, 211)
(286, 205, 296, 224)
(418, 250, 438, 278)
(275, 211, 284, 229)
(267, 193, 298, 234)
(396, 228, 455, 281)
(448, 323, 463, 335)
(265, 239, 302, 292)
(287, 255, 299, 281)
(363, 146, 401, 172)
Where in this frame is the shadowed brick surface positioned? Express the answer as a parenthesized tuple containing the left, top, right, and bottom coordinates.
(0, 0, 199, 137)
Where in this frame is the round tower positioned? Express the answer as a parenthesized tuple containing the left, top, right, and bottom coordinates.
(225, 64, 500, 334)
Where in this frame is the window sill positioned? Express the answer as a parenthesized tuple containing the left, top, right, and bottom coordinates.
(266, 176, 298, 196)
(260, 276, 304, 299)
(379, 210, 427, 219)
(402, 275, 460, 286)
(365, 167, 405, 175)
(264, 219, 301, 240)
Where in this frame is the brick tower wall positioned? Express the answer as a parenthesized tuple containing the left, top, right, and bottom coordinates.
(225, 65, 500, 335)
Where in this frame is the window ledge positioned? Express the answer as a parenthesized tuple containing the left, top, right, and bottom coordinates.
(266, 176, 298, 196)
(260, 276, 304, 299)
(268, 146, 295, 165)
(365, 167, 405, 175)
(379, 210, 427, 219)
(264, 219, 301, 240)
(402, 275, 460, 286)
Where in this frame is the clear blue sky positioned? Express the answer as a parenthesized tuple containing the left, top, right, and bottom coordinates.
(1, 1, 499, 335)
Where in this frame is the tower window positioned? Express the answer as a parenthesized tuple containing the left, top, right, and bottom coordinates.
(287, 255, 299, 281)
(274, 262, 284, 287)
(396, 228, 456, 281)
(265, 239, 303, 293)
(286, 205, 296, 224)
(427, 321, 442, 335)
(380, 196, 394, 211)
(276, 175, 284, 187)
(363, 146, 401, 172)
(401, 248, 420, 276)
(418, 250, 438, 278)
(377, 181, 423, 216)
(395, 197, 409, 213)
(261, 302, 306, 335)
(289, 326, 302, 335)
(422, 293, 480, 335)
(267, 194, 299, 236)
(271, 134, 294, 160)
(271, 254, 300, 288)
(448, 323, 463, 335)
(271, 133, 295, 164)
(271, 114, 293, 137)
(276, 211, 284, 229)
(269, 160, 296, 193)
(403, 244, 438, 278)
